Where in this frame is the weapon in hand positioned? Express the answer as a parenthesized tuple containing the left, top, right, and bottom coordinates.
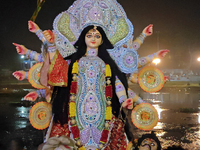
(30, 0, 45, 22)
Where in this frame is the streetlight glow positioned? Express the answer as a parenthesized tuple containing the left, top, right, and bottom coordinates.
(21, 55, 25, 59)
(197, 57, 200, 62)
(153, 58, 161, 65)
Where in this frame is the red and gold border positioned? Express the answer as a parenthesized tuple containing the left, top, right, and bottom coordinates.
(131, 103, 158, 131)
(138, 66, 165, 93)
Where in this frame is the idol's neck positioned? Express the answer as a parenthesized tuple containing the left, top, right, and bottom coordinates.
(85, 48, 98, 57)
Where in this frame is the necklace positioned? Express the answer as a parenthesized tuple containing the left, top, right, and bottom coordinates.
(69, 59, 113, 150)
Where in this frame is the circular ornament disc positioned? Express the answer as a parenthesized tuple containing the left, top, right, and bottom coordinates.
(131, 103, 158, 131)
(119, 50, 138, 74)
(29, 102, 52, 130)
(28, 62, 45, 89)
(138, 66, 164, 93)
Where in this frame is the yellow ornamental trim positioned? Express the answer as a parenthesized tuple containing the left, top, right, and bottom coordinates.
(105, 64, 111, 77)
(105, 106, 112, 120)
(58, 13, 77, 42)
(109, 17, 129, 45)
(72, 61, 79, 74)
(78, 146, 86, 150)
(69, 102, 76, 117)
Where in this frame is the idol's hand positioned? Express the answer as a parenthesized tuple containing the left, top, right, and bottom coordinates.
(23, 91, 38, 101)
(13, 43, 28, 55)
(122, 98, 134, 109)
(28, 21, 40, 33)
(142, 24, 153, 36)
(12, 71, 26, 81)
(43, 30, 55, 43)
(157, 49, 170, 59)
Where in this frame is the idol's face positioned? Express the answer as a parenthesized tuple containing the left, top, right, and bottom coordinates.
(138, 138, 158, 150)
(85, 28, 102, 50)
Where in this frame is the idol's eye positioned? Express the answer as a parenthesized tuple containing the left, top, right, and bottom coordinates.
(150, 143, 155, 146)
(86, 34, 92, 38)
(143, 140, 148, 144)
(95, 35, 101, 39)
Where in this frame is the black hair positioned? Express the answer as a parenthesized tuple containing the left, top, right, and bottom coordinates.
(135, 131, 161, 150)
(51, 25, 132, 140)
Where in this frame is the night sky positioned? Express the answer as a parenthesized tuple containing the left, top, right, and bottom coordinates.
(1, 0, 200, 71)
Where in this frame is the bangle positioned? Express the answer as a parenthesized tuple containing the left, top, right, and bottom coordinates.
(153, 52, 158, 58)
(29, 51, 37, 60)
(36, 89, 46, 98)
(36, 29, 47, 42)
(36, 90, 41, 98)
(40, 89, 46, 98)
(119, 95, 126, 104)
(136, 97, 143, 104)
(48, 45, 57, 53)
(37, 54, 44, 62)
(141, 33, 146, 38)
(36, 29, 42, 35)
(43, 40, 55, 47)
(138, 33, 146, 43)
(25, 49, 31, 59)
(25, 72, 28, 79)
(148, 54, 154, 62)
(43, 40, 56, 52)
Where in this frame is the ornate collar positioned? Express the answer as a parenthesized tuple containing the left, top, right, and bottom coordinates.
(86, 48, 98, 57)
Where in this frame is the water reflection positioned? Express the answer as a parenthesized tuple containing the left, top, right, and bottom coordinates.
(0, 87, 200, 149)
(156, 130, 166, 137)
(16, 107, 29, 118)
(198, 112, 200, 124)
(15, 106, 30, 129)
(154, 122, 166, 130)
(138, 88, 200, 149)
(152, 104, 165, 119)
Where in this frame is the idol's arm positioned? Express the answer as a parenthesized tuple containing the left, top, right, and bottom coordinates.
(28, 21, 50, 43)
(138, 49, 169, 68)
(28, 20, 56, 58)
(13, 27, 58, 62)
(28, 21, 56, 60)
(13, 43, 44, 62)
(132, 24, 153, 50)
(115, 76, 135, 109)
(127, 88, 143, 105)
(115, 76, 127, 104)
(121, 88, 144, 109)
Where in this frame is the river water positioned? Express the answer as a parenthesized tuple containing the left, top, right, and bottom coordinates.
(0, 86, 199, 150)
(130, 85, 200, 150)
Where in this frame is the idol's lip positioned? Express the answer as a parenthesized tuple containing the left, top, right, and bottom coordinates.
(91, 42, 96, 44)
(143, 145, 151, 149)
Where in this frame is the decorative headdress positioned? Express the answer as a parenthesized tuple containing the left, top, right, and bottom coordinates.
(53, 0, 138, 73)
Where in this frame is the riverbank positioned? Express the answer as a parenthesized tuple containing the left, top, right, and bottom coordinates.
(164, 81, 200, 87)
(1, 80, 200, 95)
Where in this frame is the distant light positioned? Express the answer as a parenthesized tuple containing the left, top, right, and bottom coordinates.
(153, 58, 161, 65)
(197, 57, 200, 62)
(198, 112, 200, 124)
(21, 55, 25, 59)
